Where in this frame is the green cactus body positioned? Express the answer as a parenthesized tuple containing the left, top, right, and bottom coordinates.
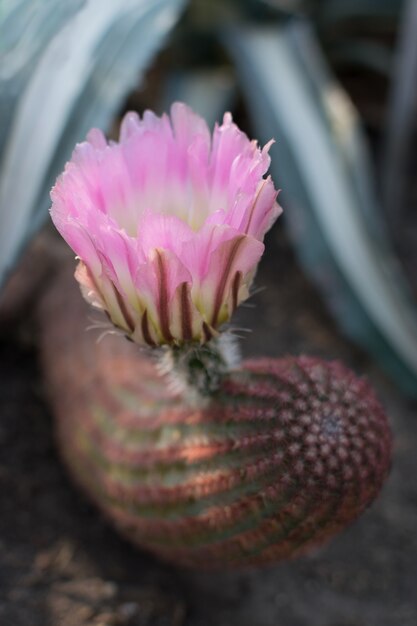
(40, 269, 392, 569)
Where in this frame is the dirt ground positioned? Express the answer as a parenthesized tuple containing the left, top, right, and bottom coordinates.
(0, 223, 416, 626)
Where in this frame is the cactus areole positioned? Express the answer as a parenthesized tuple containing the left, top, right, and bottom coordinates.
(47, 104, 392, 568)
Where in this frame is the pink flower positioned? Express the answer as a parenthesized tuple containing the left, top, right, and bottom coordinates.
(50, 103, 281, 346)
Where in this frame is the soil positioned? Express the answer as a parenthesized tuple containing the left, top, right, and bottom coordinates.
(0, 224, 416, 626)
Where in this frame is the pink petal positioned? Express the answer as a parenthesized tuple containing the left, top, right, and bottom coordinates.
(197, 231, 264, 326)
(134, 248, 192, 343)
(136, 212, 194, 259)
(170, 102, 211, 154)
(91, 226, 140, 303)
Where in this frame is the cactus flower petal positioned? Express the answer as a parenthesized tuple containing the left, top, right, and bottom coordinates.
(50, 103, 281, 345)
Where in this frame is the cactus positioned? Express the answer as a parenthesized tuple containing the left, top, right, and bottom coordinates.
(39, 266, 391, 569)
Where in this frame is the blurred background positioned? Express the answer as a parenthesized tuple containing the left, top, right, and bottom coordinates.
(0, 1, 416, 625)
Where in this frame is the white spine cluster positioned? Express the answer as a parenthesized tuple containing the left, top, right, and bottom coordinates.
(155, 333, 241, 402)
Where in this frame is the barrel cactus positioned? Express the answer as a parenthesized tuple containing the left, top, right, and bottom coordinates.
(39, 265, 391, 569)
(42, 103, 392, 568)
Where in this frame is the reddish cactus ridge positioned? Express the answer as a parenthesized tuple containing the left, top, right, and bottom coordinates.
(39, 268, 392, 569)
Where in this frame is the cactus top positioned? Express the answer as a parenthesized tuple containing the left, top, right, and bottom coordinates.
(50, 103, 281, 346)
